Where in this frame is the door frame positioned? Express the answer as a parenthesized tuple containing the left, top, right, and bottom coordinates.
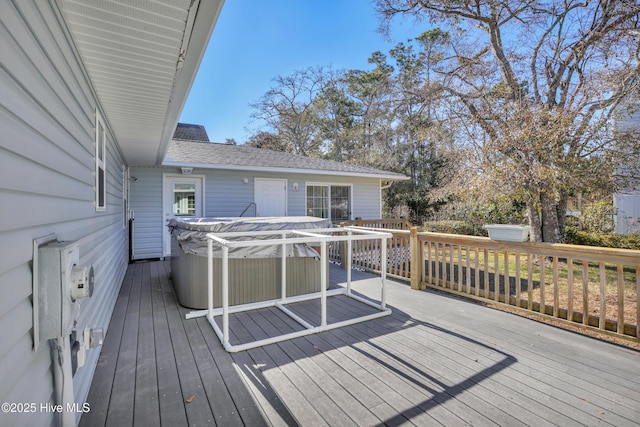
(254, 178, 288, 217)
(162, 173, 205, 257)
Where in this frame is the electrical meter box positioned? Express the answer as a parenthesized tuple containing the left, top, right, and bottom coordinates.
(37, 241, 94, 341)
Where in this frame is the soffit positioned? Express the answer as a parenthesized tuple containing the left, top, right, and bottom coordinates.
(57, 0, 222, 165)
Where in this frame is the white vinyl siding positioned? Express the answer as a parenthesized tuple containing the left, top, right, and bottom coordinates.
(0, 2, 128, 425)
(129, 167, 164, 260)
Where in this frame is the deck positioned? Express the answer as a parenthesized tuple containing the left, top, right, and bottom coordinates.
(80, 260, 640, 426)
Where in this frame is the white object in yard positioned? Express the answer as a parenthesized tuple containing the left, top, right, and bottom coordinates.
(485, 224, 531, 242)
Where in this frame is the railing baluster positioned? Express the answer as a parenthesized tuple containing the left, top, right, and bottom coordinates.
(466, 246, 471, 294)
(527, 254, 533, 311)
(403, 236, 408, 278)
(442, 243, 447, 287)
(553, 257, 559, 318)
(504, 250, 510, 305)
(426, 240, 432, 283)
(515, 253, 521, 308)
(435, 242, 440, 286)
(449, 244, 454, 289)
(582, 260, 589, 326)
(458, 245, 463, 292)
(421, 240, 426, 284)
(567, 258, 574, 322)
(539, 255, 546, 315)
(494, 250, 500, 302)
(617, 264, 624, 335)
(474, 247, 480, 297)
(599, 262, 606, 330)
(484, 249, 489, 299)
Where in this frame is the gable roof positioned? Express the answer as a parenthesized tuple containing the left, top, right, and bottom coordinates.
(163, 139, 408, 180)
(174, 123, 210, 141)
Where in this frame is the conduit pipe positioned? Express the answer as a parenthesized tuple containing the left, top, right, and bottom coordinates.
(189, 227, 393, 352)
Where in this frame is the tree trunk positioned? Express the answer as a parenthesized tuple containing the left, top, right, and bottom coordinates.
(527, 198, 543, 242)
(527, 187, 567, 243)
(556, 190, 568, 243)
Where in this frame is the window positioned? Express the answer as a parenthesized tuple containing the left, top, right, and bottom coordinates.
(306, 185, 328, 218)
(95, 111, 106, 211)
(306, 184, 351, 221)
(173, 182, 196, 216)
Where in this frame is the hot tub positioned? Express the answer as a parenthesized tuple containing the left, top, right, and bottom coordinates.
(169, 216, 332, 309)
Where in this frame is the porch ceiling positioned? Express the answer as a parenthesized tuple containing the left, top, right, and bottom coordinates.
(57, 0, 223, 166)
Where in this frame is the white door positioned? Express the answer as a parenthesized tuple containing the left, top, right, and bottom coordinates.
(254, 178, 287, 217)
(163, 175, 203, 256)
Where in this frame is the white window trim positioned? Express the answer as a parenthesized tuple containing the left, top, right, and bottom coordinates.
(95, 110, 106, 212)
(305, 182, 353, 221)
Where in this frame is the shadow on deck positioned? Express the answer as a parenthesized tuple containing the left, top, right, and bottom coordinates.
(80, 261, 640, 427)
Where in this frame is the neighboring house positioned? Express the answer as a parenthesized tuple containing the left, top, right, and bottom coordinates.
(614, 108, 640, 235)
(0, 1, 223, 426)
(129, 126, 408, 260)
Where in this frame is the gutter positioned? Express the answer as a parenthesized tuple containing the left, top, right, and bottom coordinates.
(161, 161, 410, 181)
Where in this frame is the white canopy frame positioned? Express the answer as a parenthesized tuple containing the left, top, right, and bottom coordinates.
(185, 227, 393, 352)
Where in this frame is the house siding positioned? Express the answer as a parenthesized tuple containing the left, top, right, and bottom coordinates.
(130, 167, 164, 260)
(614, 109, 640, 235)
(132, 166, 384, 258)
(1, 2, 128, 426)
(614, 193, 640, 234)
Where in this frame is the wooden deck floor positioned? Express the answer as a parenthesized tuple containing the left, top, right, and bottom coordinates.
(80, 260, 640, 427)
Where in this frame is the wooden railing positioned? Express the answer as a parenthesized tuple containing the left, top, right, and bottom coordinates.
(333, 224, 640, 343)
(330, 228, 412, 281)
(337, 218, 412, 230)
(329, 219, 412, 275)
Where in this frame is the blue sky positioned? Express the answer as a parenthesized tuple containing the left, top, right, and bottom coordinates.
(179, 0, 421, 143)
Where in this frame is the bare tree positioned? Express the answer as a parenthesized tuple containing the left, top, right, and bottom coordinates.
(249, 66, 326, 157)
(376, 0, 640, 242)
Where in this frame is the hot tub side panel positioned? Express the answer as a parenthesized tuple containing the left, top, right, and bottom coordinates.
(171, 238, 327, 309)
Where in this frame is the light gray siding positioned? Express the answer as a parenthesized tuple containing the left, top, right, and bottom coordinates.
(614, 193, 640, 234)
(1, 1, 128, 426)
(614, 110, 640, 235)
(129, 167, 164, 259)
(134, 166, 384, 258)
(191, 168, 382, 219)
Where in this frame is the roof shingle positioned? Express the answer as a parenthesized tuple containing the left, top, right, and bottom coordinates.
(163, 139, 407, 180)
(173, 123, 210, 141)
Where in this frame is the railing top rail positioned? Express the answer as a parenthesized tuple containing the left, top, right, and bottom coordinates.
(338, 218, 412, 229)
(418, 231, 640, 265)
(346, 225, 411, 237)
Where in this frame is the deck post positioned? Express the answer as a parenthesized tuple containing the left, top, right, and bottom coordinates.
(338, 222, 347, 269)
(410, 226, 421, 290)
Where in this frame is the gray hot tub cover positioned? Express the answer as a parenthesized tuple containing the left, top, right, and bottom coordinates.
(169, 216, 333, 258)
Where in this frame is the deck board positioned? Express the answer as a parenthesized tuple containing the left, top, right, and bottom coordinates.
(150, 261, 189, 427)
(105, 262, 142, 427)
(81, 260, 640, 427)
